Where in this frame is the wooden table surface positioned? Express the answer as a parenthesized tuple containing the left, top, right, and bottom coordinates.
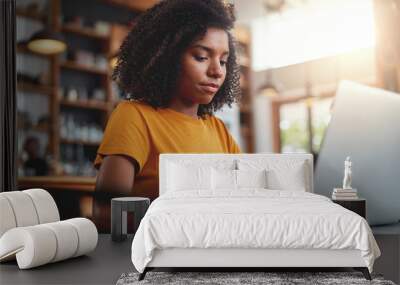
(18, 176, 96, 192)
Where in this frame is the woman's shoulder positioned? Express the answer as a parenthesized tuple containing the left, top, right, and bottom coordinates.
(106, 100, 156, 128)
(113, 100, 156, 118)
(205, 114, 224, 125)
(206, 114, 241, 153)
(204, 114, 230, 133)
(116, 100, 154, 112)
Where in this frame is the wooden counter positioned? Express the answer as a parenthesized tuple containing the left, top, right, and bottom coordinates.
(17, 176, 96, 221)
(18, 176, 96, 192)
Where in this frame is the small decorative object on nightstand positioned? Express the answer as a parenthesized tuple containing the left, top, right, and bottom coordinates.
(111, 197, 150, 242)
(342, 156, 353, 190)
(332, 198, 366, 218)
(332, 156, 359, 200)
(332, 157, 365, 217)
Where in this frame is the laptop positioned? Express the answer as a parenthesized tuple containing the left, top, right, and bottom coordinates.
(314, 81, 400, 226)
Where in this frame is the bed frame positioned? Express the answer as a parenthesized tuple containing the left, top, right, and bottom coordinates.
(138, 154, 371, 281)
(140, 248, 370, 280)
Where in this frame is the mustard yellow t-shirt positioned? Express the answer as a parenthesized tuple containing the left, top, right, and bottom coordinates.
(94, 100, 241, 199)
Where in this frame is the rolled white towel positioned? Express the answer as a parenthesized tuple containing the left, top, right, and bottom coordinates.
(23, 188, 60, 224)
(0, 226, 57, 268)
(0, 218, 98, 269)
(0, 195, 17, 237)
(1, 191, 39, 227)
(42, 221, 79, 263)
(65, 218, 98, 257)
(0, 189, 59, 239)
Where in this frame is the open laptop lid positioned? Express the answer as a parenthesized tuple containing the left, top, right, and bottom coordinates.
(314, 81, 400, 226)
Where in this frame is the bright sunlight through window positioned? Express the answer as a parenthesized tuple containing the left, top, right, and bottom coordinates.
(251, 0, 376, 71)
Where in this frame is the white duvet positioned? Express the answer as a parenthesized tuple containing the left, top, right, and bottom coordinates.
(131, 190, 380, 273)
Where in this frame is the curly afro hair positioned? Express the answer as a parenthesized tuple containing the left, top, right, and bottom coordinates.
(113, 0, 241, 117)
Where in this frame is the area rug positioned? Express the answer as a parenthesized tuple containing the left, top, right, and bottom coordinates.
(116, 271, 396, 285)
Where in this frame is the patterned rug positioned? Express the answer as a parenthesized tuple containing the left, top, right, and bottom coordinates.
(116, 271, 396, 285)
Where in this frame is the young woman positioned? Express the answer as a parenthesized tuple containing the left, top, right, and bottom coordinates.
(94, 0, 241, 201)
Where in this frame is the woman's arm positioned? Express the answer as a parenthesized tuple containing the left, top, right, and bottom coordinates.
(95, 155, 137, 195)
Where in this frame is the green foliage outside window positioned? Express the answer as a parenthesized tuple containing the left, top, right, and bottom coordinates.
(281, 120, 309, 152)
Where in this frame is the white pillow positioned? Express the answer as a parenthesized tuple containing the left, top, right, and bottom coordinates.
(236, 169, 267, 189)
(238, 159, 308, 191)
(211, 168, 236, 190)
(167, 162, 211, 191)
(267, 162, 307, 191)
(211, 168, 268, 190)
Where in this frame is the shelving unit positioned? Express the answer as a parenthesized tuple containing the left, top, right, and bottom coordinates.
(17, 82, 54, 95)
(16, 0, 136, 178)
(16, 2, 59, 179)
(53, 0, 139, 177)
(234, 25, 254, 153)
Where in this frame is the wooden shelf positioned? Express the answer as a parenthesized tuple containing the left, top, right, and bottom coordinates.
(102, 0, 159, 12)
(17, 82, 54, 95)
(16, 7, 47, 23)
(60, 61, 109, 76)
(18, 124, 49, 133)
(60, 138, 101, 147)
(60, 99, 109, 111)
(62, 24, 110, 41)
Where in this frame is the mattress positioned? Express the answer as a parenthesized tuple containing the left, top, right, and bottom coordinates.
(131, 190, 380, 273)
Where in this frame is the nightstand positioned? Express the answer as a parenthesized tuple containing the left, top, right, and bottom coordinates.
(332, 198, 366, 218)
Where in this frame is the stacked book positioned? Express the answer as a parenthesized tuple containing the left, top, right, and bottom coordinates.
(332, 188, 358, 200)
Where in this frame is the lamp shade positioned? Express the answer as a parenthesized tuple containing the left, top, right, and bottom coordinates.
(27, 29, 66, 55)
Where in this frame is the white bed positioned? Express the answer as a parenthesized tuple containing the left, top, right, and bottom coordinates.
(131, 154, 380, 280)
